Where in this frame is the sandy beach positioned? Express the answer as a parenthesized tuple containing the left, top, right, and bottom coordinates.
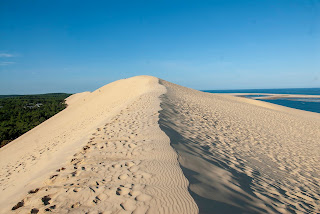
(1, 76, 319, 213)
(223, 93, 320, 100)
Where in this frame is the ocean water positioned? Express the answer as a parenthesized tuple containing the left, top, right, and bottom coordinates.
(203, 88, 320, 114)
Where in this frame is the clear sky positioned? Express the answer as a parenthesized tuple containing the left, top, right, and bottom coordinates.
(0, 0, 319, 94)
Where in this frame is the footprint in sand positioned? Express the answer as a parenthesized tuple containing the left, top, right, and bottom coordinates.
(8, 98, 162, 214)
(118, 174, 129, 180)
(120, 199, 137, 211)
(135, 194, 152, 202)
(116, 187, 130, 196)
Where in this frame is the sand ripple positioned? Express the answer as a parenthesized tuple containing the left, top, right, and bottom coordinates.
(159, 79, 320, 214)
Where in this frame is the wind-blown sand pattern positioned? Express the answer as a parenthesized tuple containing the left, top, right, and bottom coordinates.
(1, 76, 319, 214)
(0, 76, 197, 214)
(159, 79, 320, 213)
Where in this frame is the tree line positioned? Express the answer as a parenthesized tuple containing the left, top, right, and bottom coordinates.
(0, 93, 71, 147)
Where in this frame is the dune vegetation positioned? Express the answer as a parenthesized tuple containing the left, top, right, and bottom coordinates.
(0, 93, 71, 147)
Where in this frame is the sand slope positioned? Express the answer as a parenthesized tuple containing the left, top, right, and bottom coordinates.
(1, 76, 319, 214)
(159, 79, 320, 213)
(0, 76, 197, 214)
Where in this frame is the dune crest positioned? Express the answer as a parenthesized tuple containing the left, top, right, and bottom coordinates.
(0, 76, 197, 214)
(1, 75, 320, 213)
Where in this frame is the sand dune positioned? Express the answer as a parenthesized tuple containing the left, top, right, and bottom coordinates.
(0, 76, 197, 214)
(159, 80, 320, 213)
(1, 76, 319, 213)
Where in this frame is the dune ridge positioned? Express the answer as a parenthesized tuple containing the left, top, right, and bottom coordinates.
(1, 75, 319, 214)
(159, 79, 320, 213)
(0, 76, 197, 214)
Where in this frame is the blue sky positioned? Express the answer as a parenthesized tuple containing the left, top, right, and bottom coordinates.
(0, 0, 319, 94)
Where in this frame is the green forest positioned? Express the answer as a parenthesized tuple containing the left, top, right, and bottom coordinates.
(0, 93, 71, 147)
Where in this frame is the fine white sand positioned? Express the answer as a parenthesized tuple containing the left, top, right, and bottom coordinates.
(1, 76, 319, 214)
(0, 76, 197, 214)
(159, 79, 320, 213)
